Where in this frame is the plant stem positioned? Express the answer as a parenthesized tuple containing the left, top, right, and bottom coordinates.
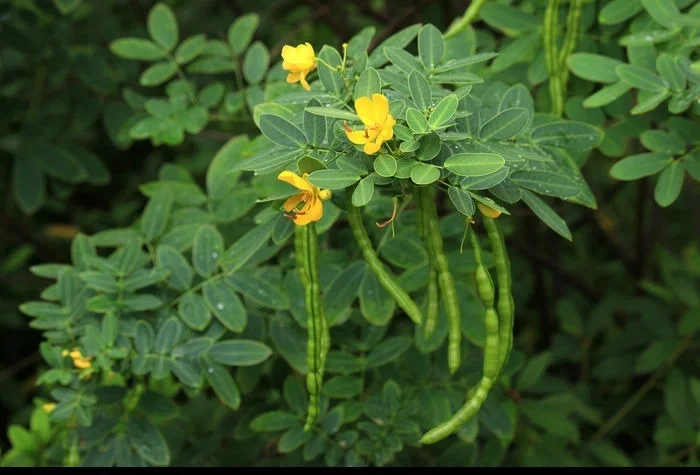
(589, 336, 693, 441)
(444, 0, 488, 39)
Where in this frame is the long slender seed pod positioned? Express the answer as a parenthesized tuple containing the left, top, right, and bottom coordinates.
(483, 216, 515, 376)
(295, 224, 327, 431)
(424, 263, 439, 338)
(346, 189, 423, 325)
(419, 376, 494, 444)
(419, 186, 461, 374)
(420, 230, 503, 444)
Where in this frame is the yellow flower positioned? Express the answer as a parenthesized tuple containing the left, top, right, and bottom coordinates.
(42, 402, 56, 414)
(344, 94, 396, 155)
(66, 348, 93, 370)
(277, 171, 331, 226)
(281, 43, 317, 91)
(477, 203, 502, 219)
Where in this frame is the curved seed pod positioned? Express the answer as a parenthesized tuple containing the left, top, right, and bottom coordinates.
(346, 189, 423, 326)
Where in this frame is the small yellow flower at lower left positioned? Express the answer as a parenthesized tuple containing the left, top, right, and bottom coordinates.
(281, 43, 317, 91)
(277, 171, 331, 226)
(42, 402, 57, 414)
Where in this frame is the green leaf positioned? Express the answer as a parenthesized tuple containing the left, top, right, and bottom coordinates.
(521, 190, 572, 241)
(428, 94, 458, 129)
(354, 67, 382, 100)
(381, 235, 428, 268)
(12, 155, 45, 215)
(480, 2, 540, 35)
(303, 99, 328, 147)
(270, 318, 308, 374)
(157, 245, 194, 291)
(459, 166, 509, 191)
(148, 3, 178, 51)
(635, 339, 679, 374)
(444, 153, 505, 177)
(141, 189, 173, 241)
(304, 107, 358, 121)
(110, 38, 165, 61)
(368, 24, 421, 68)
(154, 317, 182, 353)
(323, 376, 364, 399)
(631, 90, 671, 115)
(228, 13, 259, 56)
(516, 351, 552, 391)
(178, 293, 211, 331)
(207, 136, 248, 200)
(53, 0, 82, 15)
(610, 153, 672, 180)
(36, 144, 86, 184)
(418, 24, 445, 70)
(365, 337, 412, 368)
(323, 262, 365, 323)
(583, 82, 631, 108)
(258, 114, 306, 149)
(640, 130, 685, 155)
(122, 294, 164, 312)
(616, 64, 668, 92)
(140, 61, 177, 87)
(664, 369, 692, 430)
(383, 47, 424, 75)
(79, 271, 119, 293)
(408, 71, 432, 111)
(374, 154, 397, 177)
(192, 225, 224, 277)
(588, 440, 634, 467)
(209, 340, 272, 366)
(406, 108, 428, 133)
(205, 364, 241, 410)
(203, 280, 247, 333)
(410, 163, 441, 185)
(529, 121, 604, 151)
(226, 272, 290, 310)
(510, 170, 580, 198)
(250, 411, 301, 432)
(359, 268, 396, 325)
(448, 186, 476, 216)
(220, 220, 275, 273)
(599, 0, 644, 25)
(7, 426, 36, 452)
(278, 427, 313, 453)
(243, 41, 269, 84)
(126, 418, 170, 466)
(654, 161, 685, 207)
(307, 169, 360, 190)
(656, 53, 686, 92)
(317, 46, 344, 95)
(479, 108, 529, 141)
(641, 0, 682, 29)
(174, 34, 206, 64)
(567, 53, 624, 84)
(352, 177, 375, 207)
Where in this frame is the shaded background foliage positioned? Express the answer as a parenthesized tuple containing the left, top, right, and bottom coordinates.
(0, 0, 698, 467)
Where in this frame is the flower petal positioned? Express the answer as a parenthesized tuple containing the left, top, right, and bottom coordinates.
(286, 72, 301, 84)
(278, 171, 313, 192)
(364, 141, 381, 155)
(299, 72, 311, 91)
(371, 94, 389, 123)
(283, 193, 305, 212)
(354, 96, 376, 126)
(281, 45, 297, 61)
(379, 115, 395, 141)
(346, 128, 370, 145)
(294, 196, 323, 225)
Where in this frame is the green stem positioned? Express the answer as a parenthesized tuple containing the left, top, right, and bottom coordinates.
(543, 0, 563, 116)
(558, 0, 584, 99)
(589, 336, 694, 441)
(444, 0, 488, 39)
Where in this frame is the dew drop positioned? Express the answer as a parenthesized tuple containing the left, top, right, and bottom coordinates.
(212, 252, 219, 259)
(216, 303, 224, 310)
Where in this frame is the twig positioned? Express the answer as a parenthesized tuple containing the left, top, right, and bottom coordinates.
(589, 336, 693, 442)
